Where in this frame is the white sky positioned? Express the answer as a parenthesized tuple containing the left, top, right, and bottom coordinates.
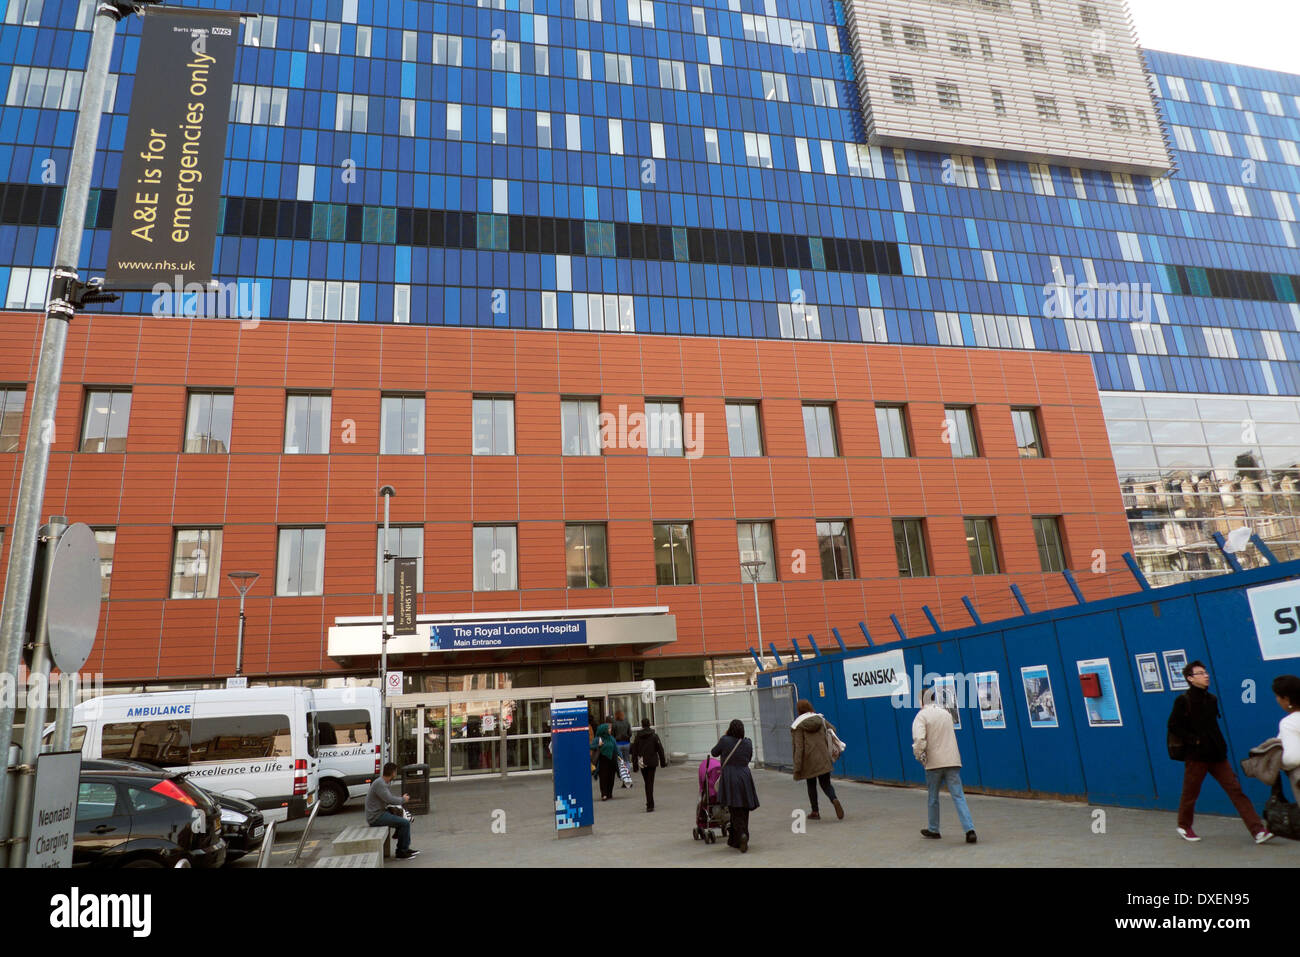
(1127, 0, 1300, 75)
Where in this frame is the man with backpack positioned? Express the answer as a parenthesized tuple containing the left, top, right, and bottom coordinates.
(630, 718, 668, 812)
(1167, 660, 1273, 844)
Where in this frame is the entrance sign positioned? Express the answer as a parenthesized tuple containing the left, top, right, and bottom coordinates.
(106, 7, 240, 286)
(431, 618, 586, 651)
(394, 558, 418, 636)
(841, 648, 908, 700)
(550, 701, 593, 836)
(26, 751, 81, 868)
(1247, 579, 1300, 661)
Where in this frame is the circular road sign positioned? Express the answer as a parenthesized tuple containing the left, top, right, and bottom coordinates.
(46, 522, 101, 673)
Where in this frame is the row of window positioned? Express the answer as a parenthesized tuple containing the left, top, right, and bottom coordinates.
(0, 387, 1047, 461)
(16, 514, 1068, 602)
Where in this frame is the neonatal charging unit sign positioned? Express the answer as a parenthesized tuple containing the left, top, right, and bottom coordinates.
(842, 649, 909, 700)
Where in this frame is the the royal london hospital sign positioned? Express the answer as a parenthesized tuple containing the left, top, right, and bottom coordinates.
(105, 8, 240, 287)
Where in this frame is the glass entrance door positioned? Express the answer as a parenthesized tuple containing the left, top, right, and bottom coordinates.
(392, 706, 420, 768)
(505, 698, 552, 772)
(449, 699, 502, 776)
(423, 706, 448, 779)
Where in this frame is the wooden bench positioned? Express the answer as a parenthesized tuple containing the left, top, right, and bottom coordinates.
(312, 849, 383, 869)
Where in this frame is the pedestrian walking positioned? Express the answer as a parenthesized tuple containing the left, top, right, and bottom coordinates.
(1167, 660, 1273, 844)
(631, 717, 668, 812)
(791, 699, 843, 820)
(365, 762, 420, 860)
(911, 687, 977, 843)
(710, 719, 759, 852)
(1273, 674, 1300, 798)
(611, 710, 633, 786)
(592, 718, 619, 800)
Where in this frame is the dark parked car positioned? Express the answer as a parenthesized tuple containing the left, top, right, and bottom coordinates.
(82, 759, 264, 863)
(75, 767, 226, 868)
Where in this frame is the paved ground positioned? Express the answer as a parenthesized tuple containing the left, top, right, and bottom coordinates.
(238, 765, 1300, 868)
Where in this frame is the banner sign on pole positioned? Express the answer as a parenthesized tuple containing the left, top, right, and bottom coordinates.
(106, 8, 240, 287)
(394, 558, 418, 637)
(26, 751, 82, 868)
(431, 618, 586, 651)
(550, 701, 593, 835)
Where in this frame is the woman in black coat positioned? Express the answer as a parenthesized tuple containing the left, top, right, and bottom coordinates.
(710, 718, 759, 852)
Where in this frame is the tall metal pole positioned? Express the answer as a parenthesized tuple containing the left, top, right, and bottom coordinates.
(378, 486, 395, 764)
(0, 2, 130, 862)
(236, 594, 247, 677)
(6, 518, 66, 869)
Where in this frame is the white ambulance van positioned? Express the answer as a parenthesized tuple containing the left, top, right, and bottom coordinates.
(64, 687, 320, 823)
(312, 687, 382, 815)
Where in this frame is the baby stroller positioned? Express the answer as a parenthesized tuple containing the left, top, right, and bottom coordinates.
(692, 756, 730, 845)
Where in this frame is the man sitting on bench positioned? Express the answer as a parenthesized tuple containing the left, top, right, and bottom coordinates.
(366, 762, 419, 859)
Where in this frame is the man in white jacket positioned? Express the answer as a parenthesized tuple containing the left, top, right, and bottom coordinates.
(911, 686, 977, 843)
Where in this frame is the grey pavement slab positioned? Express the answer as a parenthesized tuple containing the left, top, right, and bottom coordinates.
(253, 766, 1299, 868)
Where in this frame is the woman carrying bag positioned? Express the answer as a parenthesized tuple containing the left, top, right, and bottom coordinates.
(791, 699, 845, 820)
(592, 719, 619, 800)
(710, 719, 759, 853)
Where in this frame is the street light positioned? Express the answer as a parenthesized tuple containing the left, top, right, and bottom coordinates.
(740, 559, 767, 674)
(379, 485, 396, 763)
(226, 571, 260, 677)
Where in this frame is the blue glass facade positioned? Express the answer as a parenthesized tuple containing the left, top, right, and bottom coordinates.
(0, 0, 1295, 401)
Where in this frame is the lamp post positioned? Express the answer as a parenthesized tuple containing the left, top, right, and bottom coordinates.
(226, 571, 260, 677)
(740, 559, 767, 677)
(379, 485, 396, 763)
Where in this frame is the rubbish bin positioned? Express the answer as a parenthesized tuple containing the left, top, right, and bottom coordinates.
(401, 763, 430, 815)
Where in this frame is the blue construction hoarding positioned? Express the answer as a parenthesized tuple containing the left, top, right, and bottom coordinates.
(757, 559, 1300, 816)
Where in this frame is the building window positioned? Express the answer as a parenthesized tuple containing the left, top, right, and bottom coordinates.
(284, 394, 330, 454)
(736, 521, 776, 582)
(95, 528, 115, 600)
(802, 404, 839, 457)
(704, 128, 720, 163)
(743, 132, 773, 167)
(565, 523, 608, 588)
(660, 59, 687, 91)
(1092, 53, 1114, 77)
(4, 0, 42, 25)
(184, 392, 233, 453)
(308, 20, 340, 54)
(1033, 517, 1067, 573)
(1106, 104, 1129, 130)
(893, 519, 929, 577)
(944, 407, 979, 458)
(377, 525, 423, 593)
(817, 520, 854, 580)
(876, 405, 910, 458)
(979, 35, 994, 59)
(1076, 99, 1090, 126)
(1063, 49, 1086, 74)
(1011, 408, 1044, 457)
(1079, 2, 1101, 26)
(725, 402, 763, 457)
(890, 76, 915, 104)
(948, 31, 971, 56)
(761, 71, 789, 102)
(400, 99, 416, 136)
(964, 518, 1000, 575)
(277, 528, 326, 597)
(645, 400, 684, 457)
(170, 528, 223, 599)
(0, 387, 24, 452)
(433, 33, 462, 65)
(628, 0, 654, 26)
(472, 396, 515, 455)
(1034, 94, 1059, 121)
(936, 82, 961, 110)
(402, 29, 418, 60)
(335, 93, 368, 132)
(991, 88, 1006, 115)
(380, 395, 424, 455)
(473, 525, 517, 591)
(81, 389, 131, 453)
(901, 21, 926, 48)
(227, 85, 286, 126)
(1022, 42, 1046, 68)
(243, 14, 278, 46)
(354, 25, 371, 56)
(653, 523, 695, 585)
(561, 398, 601, 456)
(605, 53, 632, 83)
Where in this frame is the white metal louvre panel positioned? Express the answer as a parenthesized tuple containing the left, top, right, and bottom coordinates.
(841, 0, 1173, 175)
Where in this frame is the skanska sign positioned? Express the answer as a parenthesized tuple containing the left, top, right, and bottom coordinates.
(842, 649, 910, 701)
